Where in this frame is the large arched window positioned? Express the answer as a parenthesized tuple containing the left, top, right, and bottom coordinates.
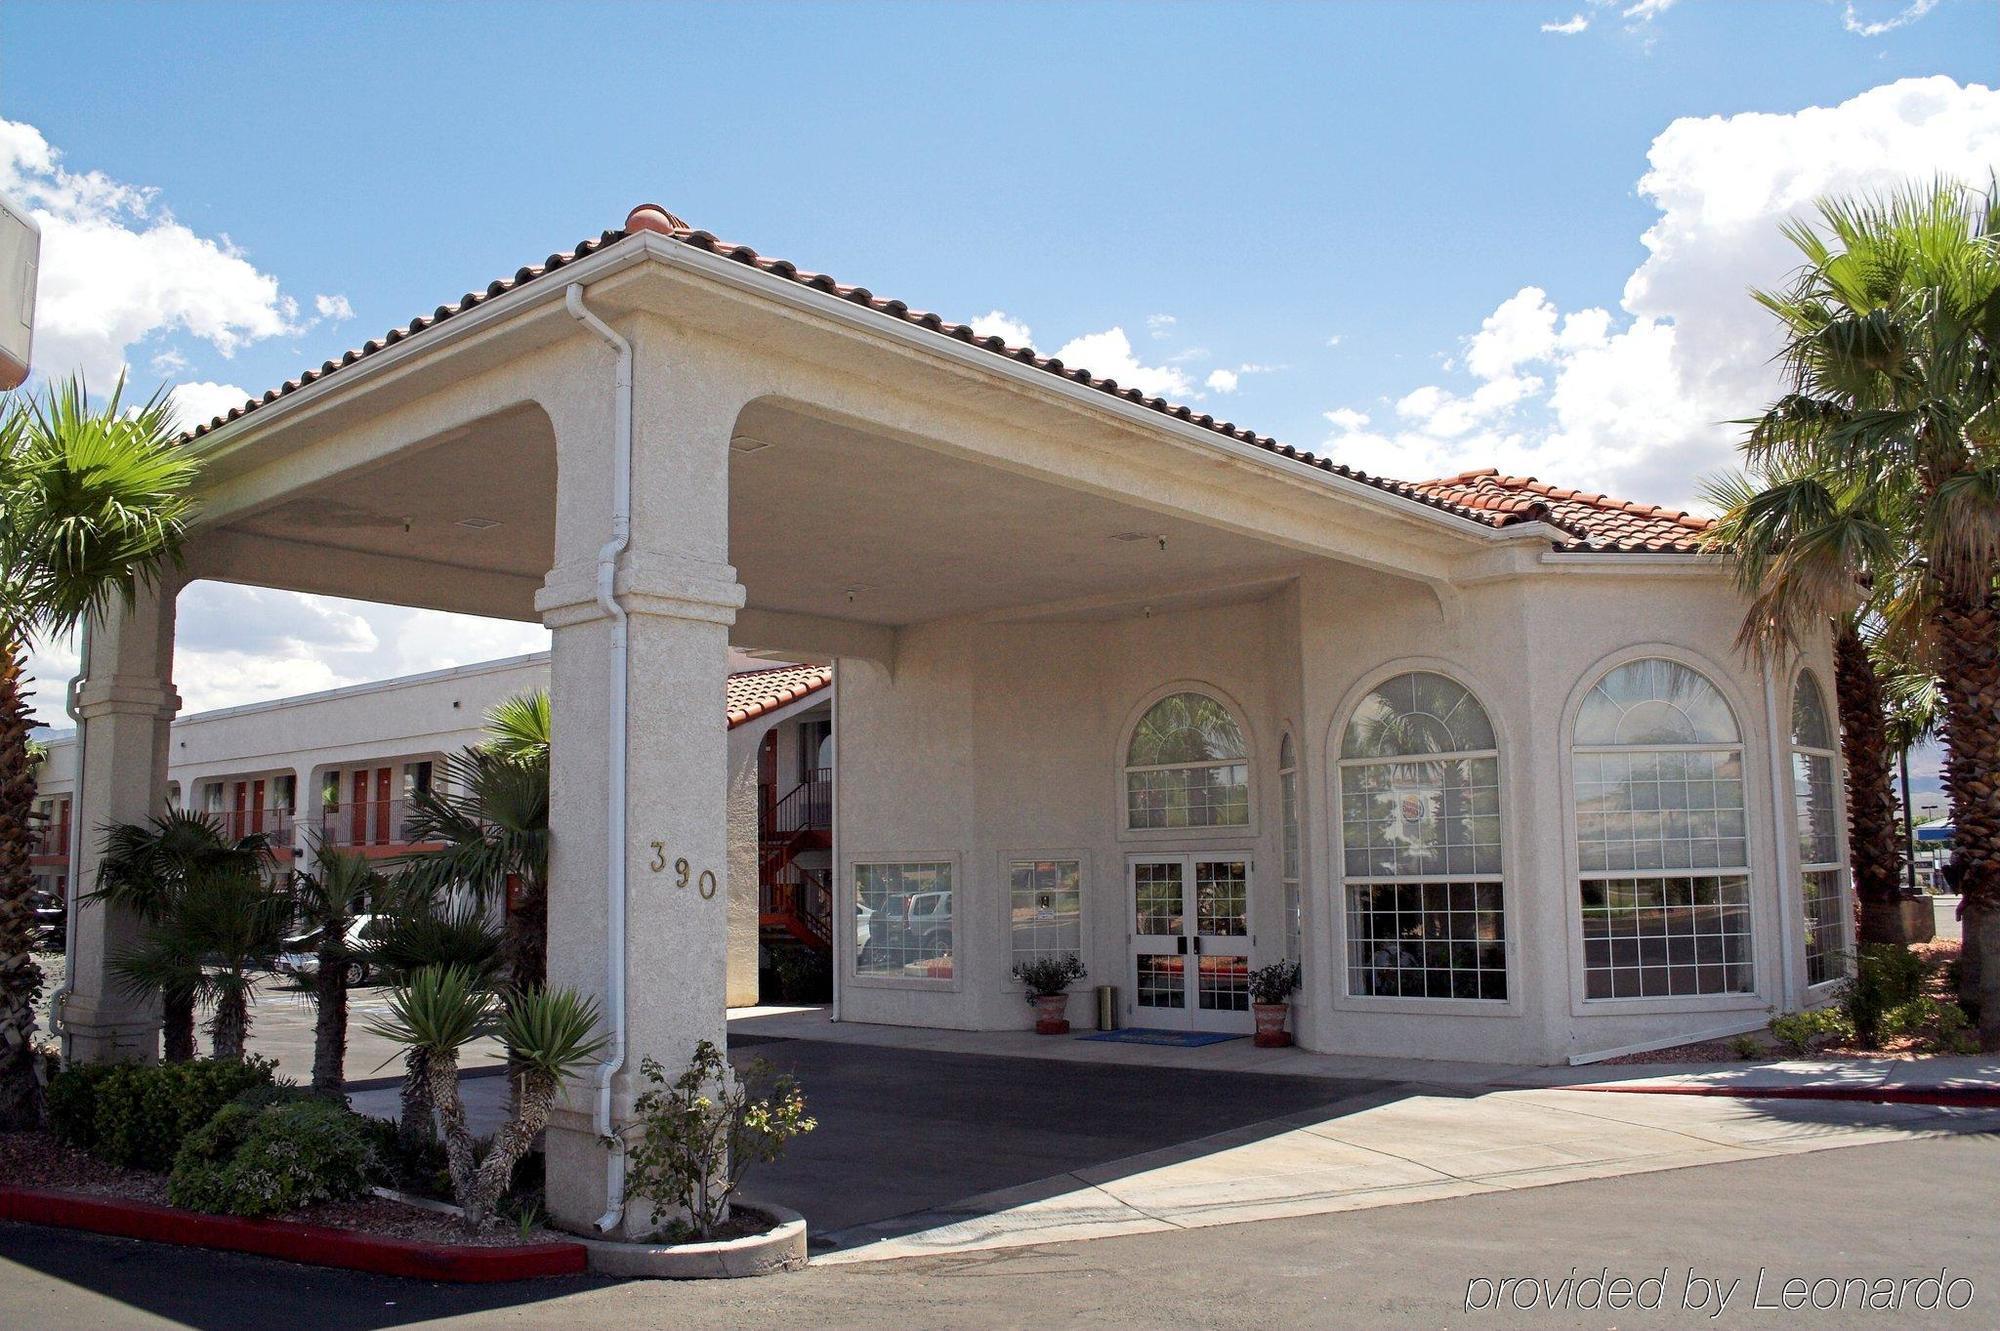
(1279, 732, 1302, 961)
(1338, 672, 1506, 1000)
(1792, 671, 1847, 985)
(1125, 691, 1251, 830)
(1573, 658, 1752, 999)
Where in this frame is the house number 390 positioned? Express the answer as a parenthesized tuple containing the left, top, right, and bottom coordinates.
(648, 842, 716, 898)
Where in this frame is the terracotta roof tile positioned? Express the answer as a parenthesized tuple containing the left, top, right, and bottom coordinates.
(1410, 469, 1712, 554)
(182, 206, 1706, 557)
(725, 663, 832, 728)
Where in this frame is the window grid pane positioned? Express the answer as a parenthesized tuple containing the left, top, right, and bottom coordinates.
(1346, 881, 1506, 1000)
(1793, 750, 1838, 867)
(853, 862, 954, 982)
(1126, 763, 1250, 829)
(1198, 954, 1250, 1011)
(1803, 869, 1848, 986)
(1342, 756, 1501, 879)
(1573, 749, 1747, 874)
(1010, 860, 1082, 965)
(1195, 861, 1249, 937)
(1579, 874, 1753, 998)
(1134, 862, 1184, 935)
(1136, 954, 1185, 1008)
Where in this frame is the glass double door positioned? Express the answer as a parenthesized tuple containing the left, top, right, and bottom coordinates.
(1129, 855, 1252, 1032)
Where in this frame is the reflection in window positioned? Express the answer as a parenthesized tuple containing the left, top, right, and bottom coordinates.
(1339, 672, 1507, 1000)
(853, 862, 954, 982)
(1574, 659, 1753, 999)
(1280, 733, 1302, 961)
(1793, 672, 1848, 985)
(1009, 859, 1082, 966)
(1125, 692, 1251, 829)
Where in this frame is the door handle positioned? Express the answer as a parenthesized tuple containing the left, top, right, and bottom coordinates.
(1177, 936, 1188, 955)
(1192, 936, 1203, 955)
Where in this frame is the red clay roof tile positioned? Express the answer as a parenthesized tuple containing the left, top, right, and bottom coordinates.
(725, 663, 832, 729)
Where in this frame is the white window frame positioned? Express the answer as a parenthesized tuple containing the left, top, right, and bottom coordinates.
(1561, 649, 1768, 1016)
(1116, 683, 1259, 842)
(1331, 668, 1514, 1012)
(843, 852, 963, 992)
(1000, 849, 1089, 979)
(1792, 669, 1850, 990)
(1279, 731, 1302, 963)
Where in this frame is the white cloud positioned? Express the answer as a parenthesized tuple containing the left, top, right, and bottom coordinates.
(313, 293, 354, 321)
(1146, 313, 1177, 339)
(1542, 13, 1590, 34)
(1206, 368, 1239, 393)
(1844, 0, 1940, 35)
(1322, 408, 1371, 433)
(1325, 334, 1343, 348)
(969, 309, 1033, 347)
(166, 380, 252, 431)
(1323, 77, 2000, 508)
(1621, 0, 1677, 20)
(1051, 326, 1196, 399)
(0, 118, 301, 387)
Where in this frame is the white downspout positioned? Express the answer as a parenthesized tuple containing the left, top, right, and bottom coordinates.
(1762, 661, 1799, 1010)
(564, 281, 633, 1234)
(49, 621, 91, 1054)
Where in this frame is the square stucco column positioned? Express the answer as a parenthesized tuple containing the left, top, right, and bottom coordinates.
(534, 316, 750, 1236)
(60, 583, 179, 1064)
(725, 726, 762, 1007)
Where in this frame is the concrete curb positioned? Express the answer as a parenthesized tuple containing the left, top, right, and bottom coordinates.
(0, 1186, 588, 1282)
(1549, 1083, 2000, 1108)
(577, 1204, 808, 1279)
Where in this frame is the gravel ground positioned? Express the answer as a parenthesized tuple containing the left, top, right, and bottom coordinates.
(0, 1132, 557, 1248)
(28, 950, 63, 1049)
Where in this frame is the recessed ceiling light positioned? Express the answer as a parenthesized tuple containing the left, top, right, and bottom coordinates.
(456, 516, 501, 530)
(730, 435, 775, 453)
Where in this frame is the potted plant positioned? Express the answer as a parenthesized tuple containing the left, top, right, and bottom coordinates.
(1011, 954, 1086, 1034)
(1249, 960, 1302, 1048)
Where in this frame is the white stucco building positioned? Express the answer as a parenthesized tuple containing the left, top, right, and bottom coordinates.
(49, 203, 1851, 1235)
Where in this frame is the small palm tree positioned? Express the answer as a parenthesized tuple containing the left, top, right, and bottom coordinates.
(367, 965, 604, 1229)
(111, 862, 290, 1060)
(399, 746, 548, 991)
(288, 841, 383, 1094)
(89, 810, 274, 1060)
(481, 689, 550, 765)
(0, 374, 200, 1126)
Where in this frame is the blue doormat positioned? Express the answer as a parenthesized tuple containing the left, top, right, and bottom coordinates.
(1079, 1028, 1242, 1048)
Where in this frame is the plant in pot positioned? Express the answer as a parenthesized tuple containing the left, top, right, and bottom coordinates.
(1012, 953, 1086, 1034)
(1249, 960, 1302, 1048)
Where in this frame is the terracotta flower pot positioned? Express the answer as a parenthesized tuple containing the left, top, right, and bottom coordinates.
(1032, 993, 1071, 1035)
(1252, 1002, 1292, 1048)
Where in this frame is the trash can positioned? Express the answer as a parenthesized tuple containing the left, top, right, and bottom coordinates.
(1095, 984, 1119, 1032)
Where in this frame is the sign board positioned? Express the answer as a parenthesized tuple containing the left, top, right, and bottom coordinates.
(0, 191, 40, 389)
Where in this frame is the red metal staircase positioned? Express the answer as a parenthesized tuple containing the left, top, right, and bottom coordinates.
(758, 767, 832, 950)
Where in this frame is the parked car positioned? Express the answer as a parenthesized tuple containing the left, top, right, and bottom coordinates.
(859, 890, 953, 964)
(275, 914, 382, 985)
(28, 890, 64, 952)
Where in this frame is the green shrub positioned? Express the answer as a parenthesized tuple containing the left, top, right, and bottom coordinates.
(47, 1057, 276, 1172)
(168, 1099, 378, 1218)
(1881, 996, 1979, 1054)
(1842, 944, 1926, 1046)
(1728, 1034, 1762, 1060)
(1769, 1006, 1852, 1055)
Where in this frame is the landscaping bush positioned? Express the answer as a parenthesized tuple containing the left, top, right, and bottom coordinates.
(1769, 1006, 1852, 1055)
(1881, 996, 1980, 1055)
(168, 1098, 378, 1218)
(47, 1057, 275, 1171)
(1842, 944, 1926, 1046)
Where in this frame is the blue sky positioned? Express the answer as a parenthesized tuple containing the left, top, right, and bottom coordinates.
(4, 0, 1996, 794)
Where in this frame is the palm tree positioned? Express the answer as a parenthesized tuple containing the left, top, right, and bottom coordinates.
(111, 861, 290, 1060)
(0, 374, 199, 1124)
(90, 810, 271, 1061)
(399, 692, 550, 991)
(288, 841, 383, 1095)
(1725, 180, 2000, 1044)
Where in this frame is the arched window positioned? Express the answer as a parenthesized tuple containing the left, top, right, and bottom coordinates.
(1792, 671, 1847, 985)
(1338, 672, 1506, 1000)
(1125, 691, 1250, 830)
(1573, 658, 1752, 999)
(1279, 732, 1302, 961)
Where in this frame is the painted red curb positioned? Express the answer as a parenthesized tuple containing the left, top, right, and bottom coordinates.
(1551, 1083, 2000, 1108)
(0, 1186, 587, 1282)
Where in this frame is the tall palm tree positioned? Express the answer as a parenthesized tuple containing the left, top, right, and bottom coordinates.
(398, 691, 550, 991)
(90, 809, 272, 1060)
(1725, 180, 2000, 1045)
(287, 840, 383, 1095)
(0, 374, 200, 1123)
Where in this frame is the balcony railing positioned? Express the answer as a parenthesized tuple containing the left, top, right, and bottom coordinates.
(318, 797, 429, 850)
(764, 767, 832, 841)
(216, 807, 297, 846)
(28, 828, 69, 859)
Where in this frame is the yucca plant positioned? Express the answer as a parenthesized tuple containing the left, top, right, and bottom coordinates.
(367, 965, 604, 1229)
(0, 373, 200, 1127)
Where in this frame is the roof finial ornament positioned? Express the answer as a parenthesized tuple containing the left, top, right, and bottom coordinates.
(624, 204, 686, 236)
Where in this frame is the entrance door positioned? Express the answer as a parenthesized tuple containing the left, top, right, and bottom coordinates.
(1129, 855, 1253, 1032)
